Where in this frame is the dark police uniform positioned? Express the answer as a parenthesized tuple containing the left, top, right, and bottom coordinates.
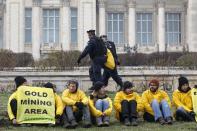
(102, 41, 123, 88)
(77, 35, 107, 85)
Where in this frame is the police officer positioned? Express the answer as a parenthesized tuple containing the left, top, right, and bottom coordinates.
(77, 30, 107, 86)
(100, 35, 123, 89)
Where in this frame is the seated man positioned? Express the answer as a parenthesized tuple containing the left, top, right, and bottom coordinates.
(43, 82, 64, 125)
(173, 77, 195, 121)
(61, 80, 91, 129)
(88, 81, 112, 127)
(114, 81, 144, 126)
(7, 76, 27, 125)
(142, 79, 173, 125)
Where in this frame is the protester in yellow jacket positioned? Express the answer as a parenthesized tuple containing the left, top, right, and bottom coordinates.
(88, 81, 112, 127)
(172, 76, 195, 121)
(43, 82, 64, 124)
(142, 79, 173, 125)
(61, 80, 91, 129)
(114, 81, 144, 126)
(7, 76, 27, 125)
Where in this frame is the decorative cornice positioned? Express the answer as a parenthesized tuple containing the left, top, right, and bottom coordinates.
(157, 0, 166, 8)
(98, 0, 106, 8)
(127, 0, 136, 8)
(33, 0, 42, 7)
(61, 0, 70, 7)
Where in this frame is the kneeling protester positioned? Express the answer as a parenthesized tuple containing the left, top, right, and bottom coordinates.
(89, 81, 112, 127)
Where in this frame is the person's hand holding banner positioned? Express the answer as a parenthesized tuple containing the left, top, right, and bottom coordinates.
(12, 119, 17, 125)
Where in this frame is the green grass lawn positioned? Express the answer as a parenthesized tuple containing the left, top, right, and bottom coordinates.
(0, 92, 197, 131)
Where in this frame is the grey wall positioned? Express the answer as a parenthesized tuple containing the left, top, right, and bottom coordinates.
(1, 67, 197, 92)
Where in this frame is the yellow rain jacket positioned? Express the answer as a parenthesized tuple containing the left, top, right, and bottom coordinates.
(7, 91, 17, 120)
(113, 91, 144, 120)
(142, 89, 171, 115)
(172, 89, 192, 112)
(88, 97, 112, 117)
(54, 93, 64, 116)
(62, 89, 88, 111)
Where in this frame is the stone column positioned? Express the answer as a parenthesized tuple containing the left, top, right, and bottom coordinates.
(5, 0, 24, 53)
(19, 0, 24, 52)
(127, 0, 136, 48)
(98, 0, 106, 36)
(187, 0, 197, 51)
(61, 0, 70, 51)
(0, 1, 5, 49)
(158, 0, 165, 52)
(32, 0, 42, 59)
(78, 0, 96, 51)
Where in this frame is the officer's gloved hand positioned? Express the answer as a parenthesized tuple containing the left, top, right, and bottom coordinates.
(75, 102, 84, 110)
(194, 85, 197, 89)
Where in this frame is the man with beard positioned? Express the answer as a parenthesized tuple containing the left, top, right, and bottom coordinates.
(142, 79, 173, 125)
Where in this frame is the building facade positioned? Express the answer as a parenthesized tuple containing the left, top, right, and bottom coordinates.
(0, 0, 196, 59)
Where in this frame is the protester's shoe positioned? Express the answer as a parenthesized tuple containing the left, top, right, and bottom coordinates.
(158, 117, 166, 125)
(124, 118, 131, 126)
(166, 117, 173, 125)
(70, 120, 78, 128)
(97, 122, 103, 127)
(83, 121, 91, 128)
(103, 116, 110, 127)
(189, 111, 196, 121)
(63, 123, 74, 129)
(131, 118, 138, 126)
(103, 121, 109, 127)
(96, 117, 103, 127)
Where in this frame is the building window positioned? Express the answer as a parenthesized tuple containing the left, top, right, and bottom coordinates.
(71, 8, 78, 44)
(107, 13, 124, 45)
(43, 9, 59, 44)
(136, 13, 153, 46)
(165, 13, 181, 46)
(25, 8, 32, 44)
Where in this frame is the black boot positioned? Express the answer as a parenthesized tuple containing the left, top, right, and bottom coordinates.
(131, 118, 138, 126)
(124, 118, 131, 126)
